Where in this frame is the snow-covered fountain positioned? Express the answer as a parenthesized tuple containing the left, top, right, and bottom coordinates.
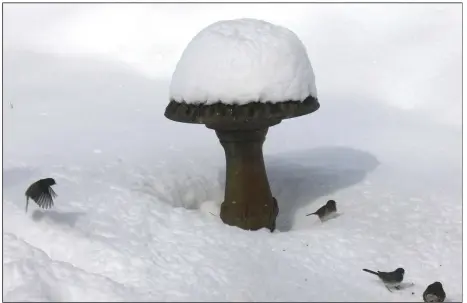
(165, 18, 319, 231)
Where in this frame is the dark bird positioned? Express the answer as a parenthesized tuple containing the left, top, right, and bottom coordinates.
(363, 268, 405, 291)
(25, 178, 57, 213)
(423, 282, 446, 302)
(306, 200, 337, 220)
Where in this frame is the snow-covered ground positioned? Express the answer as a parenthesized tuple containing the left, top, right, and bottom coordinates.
(3, 4, 462, 302)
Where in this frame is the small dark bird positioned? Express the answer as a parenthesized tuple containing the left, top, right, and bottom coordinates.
(363, 268, 405, 291)
(306, 200, 337, 220)
(423, 282, 446, 302)
(25, 178, 57, 213)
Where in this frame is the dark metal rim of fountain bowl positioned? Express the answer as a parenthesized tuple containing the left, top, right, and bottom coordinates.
(164, 96, 320, 126)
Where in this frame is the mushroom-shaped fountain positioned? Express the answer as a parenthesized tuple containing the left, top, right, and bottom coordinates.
(165, 18, 319, 232)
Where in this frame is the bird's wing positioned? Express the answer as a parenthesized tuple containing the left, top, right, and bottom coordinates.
(315, 205, 326, 214)
(48, 187, 57, 199)
(35, 192, 54, 209)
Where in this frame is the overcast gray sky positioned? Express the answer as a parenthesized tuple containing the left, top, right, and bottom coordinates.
(3, 3, 462, 126)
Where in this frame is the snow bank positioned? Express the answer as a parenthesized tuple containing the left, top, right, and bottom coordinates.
(3, 233, 142, 301)
(3, 51, 462, 302)
(169, 18, 317, 105)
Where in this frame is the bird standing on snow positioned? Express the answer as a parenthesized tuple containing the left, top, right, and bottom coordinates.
(25, 178, 57, 213)
(362, 268, 405, 292)
(306, 200, 337, 221)
(423, 282, 446, 302)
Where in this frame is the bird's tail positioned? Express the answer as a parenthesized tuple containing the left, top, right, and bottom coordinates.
(363, 268, 378, 275)
(305, 211, 317, 216)
(25, 196, 29, 213)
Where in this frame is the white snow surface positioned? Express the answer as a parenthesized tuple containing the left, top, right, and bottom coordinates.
(169, 18, 317, 105)
(3, 50, 462, 302)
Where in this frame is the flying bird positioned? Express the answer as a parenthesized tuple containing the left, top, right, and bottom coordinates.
(363, 267, 405, 292)
(306, 199, 337, 221)
(423, 282, 446, 303)
(25, 178, 57, 213)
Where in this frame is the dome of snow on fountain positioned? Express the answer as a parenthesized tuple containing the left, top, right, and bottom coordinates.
(165, 18, 320, 231)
